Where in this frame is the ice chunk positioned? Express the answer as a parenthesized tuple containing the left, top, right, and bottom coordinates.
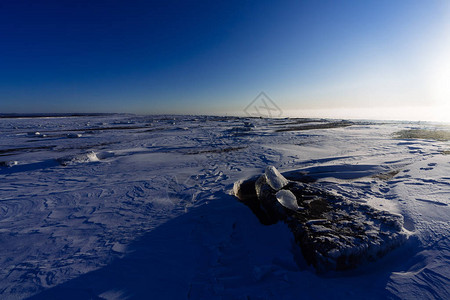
(0, 161, 18, 168)
(57, 151, 99, 166)
(96, 151, 115, 159)
(265, 166, 289, 190)
(275, 190, 301, 211)
(236, 168, 408, 272)
(28, 131, 41, 136)
(86, 152, 99, 162)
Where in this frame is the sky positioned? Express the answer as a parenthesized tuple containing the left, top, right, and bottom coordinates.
(1, 0, 450, 121)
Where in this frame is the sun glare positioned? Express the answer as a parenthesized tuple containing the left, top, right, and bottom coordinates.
(422, 8, 450, 123)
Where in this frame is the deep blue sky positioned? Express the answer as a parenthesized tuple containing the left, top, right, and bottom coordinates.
(1, 1, 449, 120)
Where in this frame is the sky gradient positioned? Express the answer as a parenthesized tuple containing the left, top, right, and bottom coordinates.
(1, 1, 449, 121)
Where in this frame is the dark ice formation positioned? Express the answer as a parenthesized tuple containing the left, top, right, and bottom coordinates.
(233, 166, 407, 272)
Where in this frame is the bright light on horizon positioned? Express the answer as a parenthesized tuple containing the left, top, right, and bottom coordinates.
(284, 104, 450, 123)
(277, 6, 450, 124)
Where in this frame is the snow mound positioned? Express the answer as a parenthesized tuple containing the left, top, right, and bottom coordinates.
(234, 166, 408, 272)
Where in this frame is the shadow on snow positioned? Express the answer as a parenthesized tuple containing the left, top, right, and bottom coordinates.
(27, 191, 421, 300)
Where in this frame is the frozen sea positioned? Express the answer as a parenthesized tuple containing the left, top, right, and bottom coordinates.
(0, 114, 449, 299)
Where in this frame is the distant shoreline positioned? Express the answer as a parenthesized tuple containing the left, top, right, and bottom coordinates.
(0, 113, 449, 126)
(0, 113, 114, 119)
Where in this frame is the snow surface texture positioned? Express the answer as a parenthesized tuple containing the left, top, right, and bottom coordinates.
(0, 115, 449, 299)
(236, 166, 408, 272)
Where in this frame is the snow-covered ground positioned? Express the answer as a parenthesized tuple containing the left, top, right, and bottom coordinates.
(0, 114, 449, 299)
